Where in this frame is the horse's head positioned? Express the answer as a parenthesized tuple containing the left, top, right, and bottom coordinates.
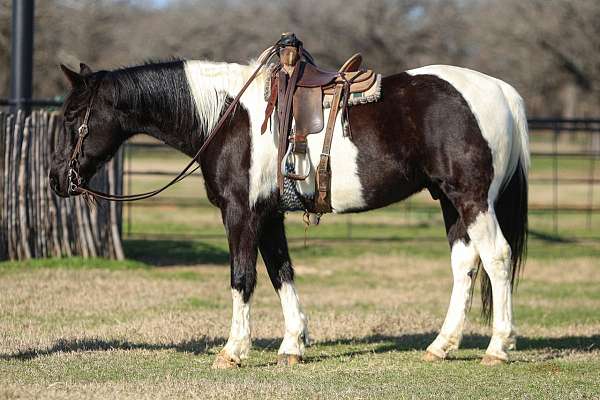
(50, 63, 125, 197)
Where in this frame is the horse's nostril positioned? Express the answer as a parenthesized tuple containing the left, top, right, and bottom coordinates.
(50, 176, 59, 192)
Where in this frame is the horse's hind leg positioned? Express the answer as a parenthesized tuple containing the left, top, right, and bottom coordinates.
(212, 205, 259, 369)
(466, 207, 516, 364)
(259, 213, 308, 365)
(425, 196, 479, 361)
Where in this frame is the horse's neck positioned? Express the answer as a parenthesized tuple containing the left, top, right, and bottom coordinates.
(114, 60, 258, 158)
(136, 125, 198, 157)
(110, 62, 202, 157)
(119, 99, 200, 158)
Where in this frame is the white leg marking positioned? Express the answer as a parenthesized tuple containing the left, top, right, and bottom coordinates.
(427, 240, 479, 358)
(468, 210, 516, 360)
(223, 289, 252, 362)
(277, 282, 308, 356)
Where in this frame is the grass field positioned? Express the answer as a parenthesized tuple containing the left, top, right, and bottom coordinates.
(1, 233, 599, 399)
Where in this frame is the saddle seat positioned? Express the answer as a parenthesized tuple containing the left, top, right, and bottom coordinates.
(292, 58, 377, 139)
(296, 53, 375, 92)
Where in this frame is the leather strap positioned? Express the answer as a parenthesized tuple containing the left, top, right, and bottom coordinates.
(314, 84, 344, 214)
(276, 61, 302, 192)
(261, 69, 279, 134)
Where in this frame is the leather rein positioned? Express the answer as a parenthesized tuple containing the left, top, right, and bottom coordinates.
(67, 45, 279, 202)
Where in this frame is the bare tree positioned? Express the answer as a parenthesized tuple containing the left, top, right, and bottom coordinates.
(1, 0, 599, 116)
(471, 0, 600, 116)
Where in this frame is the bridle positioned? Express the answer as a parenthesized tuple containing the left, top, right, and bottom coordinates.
(67, 45, 279, 202)
(67, 90, 95, 196)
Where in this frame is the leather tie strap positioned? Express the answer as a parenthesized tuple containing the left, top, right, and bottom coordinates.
(276, 60, 302, 192)
(261, 68, 280, 134)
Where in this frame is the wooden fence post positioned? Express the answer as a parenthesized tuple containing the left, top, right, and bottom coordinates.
(0, 110, 124, 261)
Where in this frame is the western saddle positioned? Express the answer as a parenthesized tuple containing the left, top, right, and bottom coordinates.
(262, 33, 378, 214)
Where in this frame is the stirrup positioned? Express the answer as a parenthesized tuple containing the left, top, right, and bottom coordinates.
(281, 142, 311, 181)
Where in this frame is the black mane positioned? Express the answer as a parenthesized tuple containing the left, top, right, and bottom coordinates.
(104, 59, 200, 135)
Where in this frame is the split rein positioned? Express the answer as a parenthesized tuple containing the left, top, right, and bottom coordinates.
(67, 45, 280, 202)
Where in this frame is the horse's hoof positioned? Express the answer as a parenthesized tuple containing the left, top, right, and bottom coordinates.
(277, 354, 302, 366)
(481, 354, 507, 366)
(212, 350, 240, 369)
(422, 351, 444, 362)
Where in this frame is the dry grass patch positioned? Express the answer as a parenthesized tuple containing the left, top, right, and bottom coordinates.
(1, 252, 599, 399)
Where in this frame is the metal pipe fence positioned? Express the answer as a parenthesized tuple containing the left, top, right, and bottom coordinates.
(2, 96, 598, 242)
(120, 118, 600, 241)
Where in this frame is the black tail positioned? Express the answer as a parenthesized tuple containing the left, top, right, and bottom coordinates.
(479, 161, 528, 323)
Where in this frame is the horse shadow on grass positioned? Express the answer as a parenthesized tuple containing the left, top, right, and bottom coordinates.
(123, 239, 229, 266)
(2, 333, 598, 363)
(306, 333, 600, 363)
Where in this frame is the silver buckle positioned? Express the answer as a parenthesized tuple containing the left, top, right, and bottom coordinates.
(67, 167, 81, 195)
(78, 124, 89, 138)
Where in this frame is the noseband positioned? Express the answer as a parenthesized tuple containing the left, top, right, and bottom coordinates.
(66, 45, 279, 202)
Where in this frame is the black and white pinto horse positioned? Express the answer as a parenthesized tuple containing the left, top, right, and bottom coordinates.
(50, 59, 528, 367)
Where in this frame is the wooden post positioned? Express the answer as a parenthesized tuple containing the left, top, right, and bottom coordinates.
(4, 114, 15, 259)
(0, 110, 125, 261)
(108, 157, 125, 260)
(17, 115, 32, 259)
(10, 112, 23, 259)
(0, 113, 6, 260)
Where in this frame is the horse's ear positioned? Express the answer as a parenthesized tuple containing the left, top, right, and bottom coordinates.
(79, 63, 93, 76)
(60, 64, 85, 88)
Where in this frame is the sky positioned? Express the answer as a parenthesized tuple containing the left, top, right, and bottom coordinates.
(149, 0, 170, 8)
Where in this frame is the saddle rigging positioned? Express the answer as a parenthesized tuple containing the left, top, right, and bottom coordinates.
(263, 33, 379, 214)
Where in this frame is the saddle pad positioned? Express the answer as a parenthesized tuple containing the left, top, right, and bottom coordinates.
(322, 74, 382, 108)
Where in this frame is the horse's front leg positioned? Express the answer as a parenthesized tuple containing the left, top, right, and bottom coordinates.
(259, 213, 308, 365)
(212, 205, 259, 369)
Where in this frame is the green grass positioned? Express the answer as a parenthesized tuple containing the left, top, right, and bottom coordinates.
(0, 256, 147, 274)
(2, 340, 599, 398)
(530, 156, 600, 176)
(120, 234, 600, 265)
(1, 232, 599, 399)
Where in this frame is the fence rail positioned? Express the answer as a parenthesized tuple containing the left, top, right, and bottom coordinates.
(0, 98, 63, 108)
(0, 110, 124, 261)
(2, 97, 599, 241)
(120, 118, 600, 239)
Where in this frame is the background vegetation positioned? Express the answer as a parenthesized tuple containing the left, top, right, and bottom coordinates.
(1, 0, 600, 116)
